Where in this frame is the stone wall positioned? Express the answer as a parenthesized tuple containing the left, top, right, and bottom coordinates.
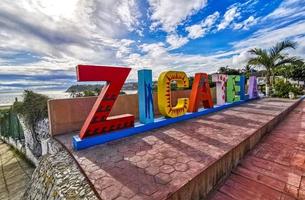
(20, 118, 99, 200)
(19, 117, 53, 166)
(19, 117, 41, 165)
(1, 109, 100, 199)
(0, 135, 24, 153)
(23, 138, 99, 200)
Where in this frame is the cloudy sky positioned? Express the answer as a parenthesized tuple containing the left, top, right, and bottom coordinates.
(0, 0, 305, 92)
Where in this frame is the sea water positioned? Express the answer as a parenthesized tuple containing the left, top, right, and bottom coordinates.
(0, 90, 70, 106)
(0, 90, 137, 106)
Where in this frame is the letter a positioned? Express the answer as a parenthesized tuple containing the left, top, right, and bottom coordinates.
(189, 73, 213, 112)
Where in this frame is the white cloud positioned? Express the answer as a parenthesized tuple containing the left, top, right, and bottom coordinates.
(233, 21, 305, 51)
(163, 10, 220, 50)
(148, 0, 207, 32)
(233, 16, 257, 30)
(1, 0, 305, 92)
(139, 42, 167, 57)
(232, 51, 253, 66)
(186, 11, 219, 39)
(230, 21, 305, 67)
(0, 0, 144, 91)
(125, 47, 232, 80)
(116, 0, 141, 31)
(217, 6, 240, 31)
(186, 24, 205, 40)
(166, 34, 189, 50)
(115, 39, 135, 59)
(0, 0, 141, 58)
(265, 0, 305, 21)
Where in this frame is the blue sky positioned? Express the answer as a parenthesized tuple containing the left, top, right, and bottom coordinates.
(0, 0, 305, 92)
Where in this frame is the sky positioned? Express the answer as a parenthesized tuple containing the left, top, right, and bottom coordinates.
(0, 0, 305, 92)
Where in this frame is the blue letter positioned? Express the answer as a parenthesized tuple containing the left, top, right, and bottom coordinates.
(138, 69, 154, 124)
(240, 75, 248, 100)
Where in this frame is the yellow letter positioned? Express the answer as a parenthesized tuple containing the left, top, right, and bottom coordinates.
(157, 71, 189, 118)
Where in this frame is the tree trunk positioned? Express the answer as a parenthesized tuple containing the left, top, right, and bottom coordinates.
(265, 72, 271, 97)
(265, 84, 270, 97)
(272, 72, 276, 86)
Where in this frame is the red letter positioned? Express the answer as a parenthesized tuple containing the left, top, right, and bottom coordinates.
(188, 73, 213, 112)
(77, 65, 134, 139)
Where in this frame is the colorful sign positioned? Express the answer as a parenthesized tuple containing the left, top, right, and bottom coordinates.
(138, 69, 154, 124)
(77, 65, 134, 139)
(212, 74, 227, 105)
(73, 65, 259, 150)
(158, 71, 189, 118)
(227, 75, 241, 103)
(248, 76, 259, 99)
(239, 75, 248, 100)
(189, 73, 213, 112)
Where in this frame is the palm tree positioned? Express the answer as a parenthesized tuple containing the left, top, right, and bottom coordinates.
(290, 60, 305, 86)
(248, 40, 301, 96)
(242, 64, 255, 78)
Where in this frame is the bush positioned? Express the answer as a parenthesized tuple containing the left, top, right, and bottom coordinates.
(83, 90, 96, 97)
(12, 90, 49, 131)
(12, 90, 49, 157)
(273, 80, 291, 98)
(273, 79, 303, 98)
(289, 85, 304, 96)
(0, 109, 10, 125)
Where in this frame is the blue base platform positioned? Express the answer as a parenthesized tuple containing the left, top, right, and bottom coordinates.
(73, 98, 259, 150)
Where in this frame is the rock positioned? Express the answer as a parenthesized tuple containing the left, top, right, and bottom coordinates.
(23, 141, 99, 200)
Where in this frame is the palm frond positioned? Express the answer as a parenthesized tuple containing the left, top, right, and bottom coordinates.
(248, 48, 271, 69)
(270, 40, 296, 59)
(274, 57, 303, 68)
(248, 48, 267, 56)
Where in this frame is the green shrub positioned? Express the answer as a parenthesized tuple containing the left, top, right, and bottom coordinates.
(83, 90, 96, 97)
(289, 85, 304, 96)
(273, 80, 291, 98)
(12, 90, 49, 131)
(0, 109, 9, 125)
(273, 79, 303, 98)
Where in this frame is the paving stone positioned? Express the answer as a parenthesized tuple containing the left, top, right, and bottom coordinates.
(210, 100, 305, 200)
(0, 141, 35, 200)
(155, 173, 171, 185)
(173, 162, 188, 172)
(56, 98, 299, 200)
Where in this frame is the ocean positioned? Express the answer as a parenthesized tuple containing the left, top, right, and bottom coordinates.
(0, 91, 70, 106)
(0, 90, 137, 106)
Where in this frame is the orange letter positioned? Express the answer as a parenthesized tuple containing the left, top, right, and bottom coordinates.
(188, 73, 213, 112)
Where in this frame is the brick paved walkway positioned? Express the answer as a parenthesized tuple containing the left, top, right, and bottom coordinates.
(0, 141, 35, 200)
(210, 100, 305, 200)
(56, 98, 297, 200)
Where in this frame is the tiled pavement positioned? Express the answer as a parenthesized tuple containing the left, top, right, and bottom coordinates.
(0, 141, 35, 200)
(56, 98, 297, 200)
(210, 100, 305, 200)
